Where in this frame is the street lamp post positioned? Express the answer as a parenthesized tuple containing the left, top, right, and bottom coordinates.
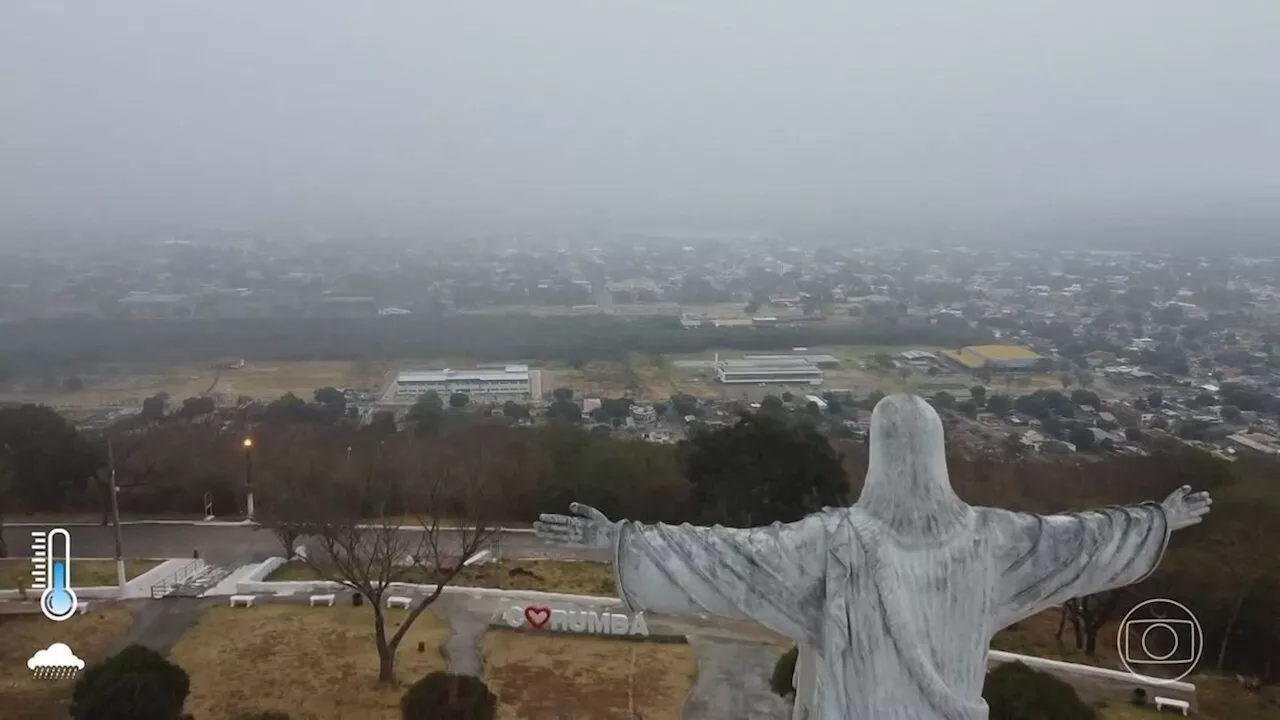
(243, 437, 255, 520)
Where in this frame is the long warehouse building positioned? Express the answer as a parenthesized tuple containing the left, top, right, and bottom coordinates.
(383, 365, 540, 404)
(716, 358, 824, 385)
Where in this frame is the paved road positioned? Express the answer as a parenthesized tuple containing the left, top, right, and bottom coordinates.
(2, 524, 608, 565)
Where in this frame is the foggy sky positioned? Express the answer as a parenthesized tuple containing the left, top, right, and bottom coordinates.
(3, 1, 1278, 242)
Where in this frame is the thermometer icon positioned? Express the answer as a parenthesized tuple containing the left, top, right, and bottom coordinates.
(31, 529, 79, 622)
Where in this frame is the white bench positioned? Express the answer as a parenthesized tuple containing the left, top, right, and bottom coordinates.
(229, 595, 255, 608)
(309, 594, 335, 607)
(386, 596, 412, 610)
(1154, 696, 1189, 716)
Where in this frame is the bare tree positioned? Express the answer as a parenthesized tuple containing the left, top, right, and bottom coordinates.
(1058, 590, 1127, 657)
(254, 425, 348, 558)
(289, 426, 505, 684)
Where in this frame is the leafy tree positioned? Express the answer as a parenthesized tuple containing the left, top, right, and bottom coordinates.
(178, 395, 217, 419)
(552, 387, 574, 403)
(970, 385, 987, 403)
(986, 394, 1012, 416)
(770, 646, 799, 698)
(313, 386, 346, 410)
(1220, 405, 1241, 421)
(1069, 390, 1100, 409)
(760, 395, 784, 412)
(502, 401, 530, 421)
(956, 400, 977, 418)
(781, 391, 795, 403)
(683, 410, 848, 527)
(367, 410, 398, 435)
(0, 404, 101, 511)
(1192, 392, 1217, 408)
(982, 662, 1095, 720)
(70, 644, 190, 720)
(62, 376, 85, 392)
(545, 400, 582, 423)
(598, 397, 633, 421)
(449, 392, 470, 408)
(140, 394, 167, 420)
(670, 393, 699, 418)
(405, 391, 444, 429)
(1147, 390, 1163, 408)
(805, 401, 821, 416)
(1068, 426, 1095, 451)
(864, 390, 886, 409)
(1124, 427, 1145, 442)
(652, 401, 669, 417)
(932, 391, 955, 410)
(401, 672, 496, 720)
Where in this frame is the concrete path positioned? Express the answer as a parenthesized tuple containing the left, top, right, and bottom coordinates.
(112, 597, 219, 656)
(681, 637, 792, 720)
(433, 594, 489, 677)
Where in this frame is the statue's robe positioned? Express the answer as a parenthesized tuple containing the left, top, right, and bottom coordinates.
(612, 395, 1170, 719)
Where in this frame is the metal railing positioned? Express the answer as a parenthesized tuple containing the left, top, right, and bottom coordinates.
(150, 559, 207, 599)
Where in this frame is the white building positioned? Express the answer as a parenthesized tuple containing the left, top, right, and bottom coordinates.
(384, 365, 538, 404)
(715, 357, 823, 385)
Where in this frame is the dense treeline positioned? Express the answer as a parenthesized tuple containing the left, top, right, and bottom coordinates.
(1, 401, 1277, 683)
(0, 314, 986, 374)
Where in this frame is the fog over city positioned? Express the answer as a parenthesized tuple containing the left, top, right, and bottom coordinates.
(3, 1, 1279, 243)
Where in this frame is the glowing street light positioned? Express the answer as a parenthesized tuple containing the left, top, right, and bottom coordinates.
(243, 436, 255, 519)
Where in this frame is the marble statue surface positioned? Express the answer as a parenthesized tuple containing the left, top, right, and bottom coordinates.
(535, 394, 1212, 720)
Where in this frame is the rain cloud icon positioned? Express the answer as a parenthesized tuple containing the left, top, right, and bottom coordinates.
(28, 643, 85, 680)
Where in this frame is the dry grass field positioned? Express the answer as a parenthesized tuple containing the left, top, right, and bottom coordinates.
(0, 360, 393, 410)
(482, 630, 697, 719)
(0, 605, 134, 720)
(0, 558, 160, 590)
(169, 604, 448, 719)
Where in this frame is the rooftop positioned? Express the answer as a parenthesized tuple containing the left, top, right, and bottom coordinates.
(967, 345, 1043, 361)
(397, 365, 529, 383)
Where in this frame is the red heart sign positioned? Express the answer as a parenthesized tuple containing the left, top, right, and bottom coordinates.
(524, 606, 551, 630)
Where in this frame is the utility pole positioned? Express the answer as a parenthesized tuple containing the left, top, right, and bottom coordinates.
(107, 439, 126, 589)
(243, 437, 255, 520)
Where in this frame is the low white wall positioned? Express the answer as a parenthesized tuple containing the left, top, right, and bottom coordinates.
(243, 557, 287, 582)
(236, 577, 622, 605)
(988, 649, 1196, 693)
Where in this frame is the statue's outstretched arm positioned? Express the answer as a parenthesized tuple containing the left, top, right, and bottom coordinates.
(987, 486, 1210, 629)
(536, 503, 828, 645)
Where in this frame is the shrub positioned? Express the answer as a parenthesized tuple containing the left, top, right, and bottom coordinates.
(983, 662, 1096, 720)
(770, 646, 799, 698)
(71, 644, 190, 720)
(401, 672, 496, 720)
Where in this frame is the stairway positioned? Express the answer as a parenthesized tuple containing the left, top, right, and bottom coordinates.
(163, 564, 235, 598)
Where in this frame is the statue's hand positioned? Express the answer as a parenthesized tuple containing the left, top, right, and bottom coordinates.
(1161, 485, 1212, 531)
(534, 502, 619, 550)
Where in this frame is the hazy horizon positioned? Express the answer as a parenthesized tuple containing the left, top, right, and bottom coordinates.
(3, 1, 1279, 244)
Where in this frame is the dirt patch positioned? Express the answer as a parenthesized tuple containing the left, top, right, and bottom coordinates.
(0, 558, 160, 590)
(0, 605, 134, 720)
(169, 604, 448, 719)
(482, 629, 697, 719)
(266, 560, 618, 597)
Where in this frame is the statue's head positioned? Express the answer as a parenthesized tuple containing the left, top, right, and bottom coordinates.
(856, 394, 970, 541)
